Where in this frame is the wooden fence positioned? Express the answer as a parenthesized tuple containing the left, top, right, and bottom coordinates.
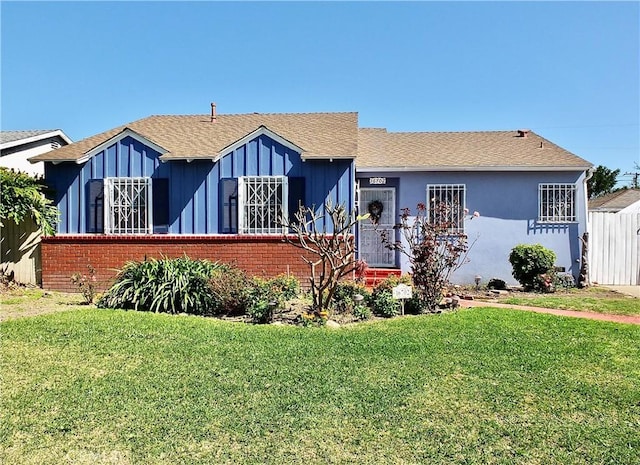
(0, 217, 42, 285)
(589, 211, 640, 285)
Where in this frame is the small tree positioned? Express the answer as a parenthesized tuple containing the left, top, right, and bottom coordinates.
(282, 199, 366, 312)
(381, 201, 478, 312)
(0, 167, 58, 235)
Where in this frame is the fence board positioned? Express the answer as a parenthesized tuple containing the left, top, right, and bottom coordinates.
(0, 218, 42, 285)
(589, 211, 640, 285)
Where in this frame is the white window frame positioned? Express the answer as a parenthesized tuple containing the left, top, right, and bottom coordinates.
(426, 184, 466, 234)
(538, 183, 576, 223)
(238, 176, 288, 234)
(104, 177, 153, 235)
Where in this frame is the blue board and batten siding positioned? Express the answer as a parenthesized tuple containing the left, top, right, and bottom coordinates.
(47, 134, 354, 235)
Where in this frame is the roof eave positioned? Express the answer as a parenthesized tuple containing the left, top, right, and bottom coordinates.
(3, 129, 72, 151)
(356, 164, 593, 172)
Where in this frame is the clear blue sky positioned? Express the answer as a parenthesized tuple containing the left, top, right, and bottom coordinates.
(2, 1, 638, 186)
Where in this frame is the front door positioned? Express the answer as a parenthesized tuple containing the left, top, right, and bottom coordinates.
(359, 188, 396, 267)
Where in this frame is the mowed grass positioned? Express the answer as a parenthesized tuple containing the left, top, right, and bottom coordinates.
(503, 286, 640, 316)
(2, 308, 639, 464)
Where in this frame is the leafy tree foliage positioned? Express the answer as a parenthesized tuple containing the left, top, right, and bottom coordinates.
(587, 165, 620, 199)
(0, 167, 58, 235)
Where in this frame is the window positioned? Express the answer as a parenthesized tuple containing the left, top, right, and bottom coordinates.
(88, 178, 169, 234)
(426, 184, 466, 234)
(238, 176, 288, 234)
(104, 177, 152, 234)
(539, 183, 576, 222)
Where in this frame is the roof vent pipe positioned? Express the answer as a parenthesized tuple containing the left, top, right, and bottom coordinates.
(211, 102, 217, 123)
(517, 129, 530, 138)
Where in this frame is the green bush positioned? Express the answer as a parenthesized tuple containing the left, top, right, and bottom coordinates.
(245, 275, 301, 324)
(509, 244, 557, 292)
(208, 265, 253, 316)
(332, 281, 370, 314)
(369, 274, 427, 314)
(98, 256, 221, 314)
(353, 304, 372, 320)
(370, 290, 399, 318)
(268, 274, 300, 301)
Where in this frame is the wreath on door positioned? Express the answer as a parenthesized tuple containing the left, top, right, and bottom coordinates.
(367, 200, 384, 224)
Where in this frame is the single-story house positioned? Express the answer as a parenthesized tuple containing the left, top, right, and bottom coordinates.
(1, 129, 72, 176)
(589, 188, 640, 214)
(30, 108, 592, 291)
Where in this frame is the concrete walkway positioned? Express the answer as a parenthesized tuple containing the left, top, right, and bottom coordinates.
(604, 285, 640, 298)
(460, 300, 640, 325)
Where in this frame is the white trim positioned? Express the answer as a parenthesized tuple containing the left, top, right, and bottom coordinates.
(213, 126, 305, 163)
(358, 187, 396, 267)
(359, 165, 592, 173)
(426, 183, 467, 234)
(1, 129, 72, 151)
(77, 128, 168, 164)
(238, 175, 288, 235)
(538, 183, 577, 223)
(104, 177, 153, 235)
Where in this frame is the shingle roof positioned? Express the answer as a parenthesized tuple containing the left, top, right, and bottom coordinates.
(1, 130, 56, 144)
(28, 112, 591, 170)
(1, 130, 72, 152)
(589, 189, 640, 211)
(29, 113, 359, 162)
(357, 128, 591, 169)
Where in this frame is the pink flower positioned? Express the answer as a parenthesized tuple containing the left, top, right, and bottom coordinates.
(473, 211, 480, 218)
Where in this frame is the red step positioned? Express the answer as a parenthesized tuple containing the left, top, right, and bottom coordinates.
(363, 268, 402, 287)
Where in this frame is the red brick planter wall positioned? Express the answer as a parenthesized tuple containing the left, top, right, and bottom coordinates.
(41, 235, 318, 292)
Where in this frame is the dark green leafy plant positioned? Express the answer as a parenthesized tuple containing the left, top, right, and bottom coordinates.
(268, 274, 300, 301)
(509, 244, 557, 292)
(370, 289, 399, 318)
(331, 280, 370, 315)
(97, 256, 222, 314)
(0, 167, 59, 235)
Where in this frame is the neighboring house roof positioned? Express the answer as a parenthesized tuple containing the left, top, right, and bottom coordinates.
(1, 129, 72, 150)
(357, 128, 591, 171)
(29, 113, 359, 163)
(28, 112, 591, 171)
(589, 189, 640, 212)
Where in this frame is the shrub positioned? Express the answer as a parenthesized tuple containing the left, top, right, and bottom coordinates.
(487, 278, 507, 290)
(268, 274, 300, 301)
(554, 272, 576, 290)
(0, 167, 59, 236)
(98, 256, 221, 314)
(208, 265, 253, 316)
(353, 304, 372, 321)
(246, 275, 302, 323)
(509, 244, 557, 292)
(331, 281, 370, 315)
(370, 289, 399, 318)
(246, 277, 279, 324)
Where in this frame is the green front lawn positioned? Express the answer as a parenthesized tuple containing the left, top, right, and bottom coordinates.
(2, 307, 639, 464)
(502, 286, 640, 316)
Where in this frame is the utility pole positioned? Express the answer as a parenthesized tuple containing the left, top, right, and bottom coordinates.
(623, 171, 639, 189)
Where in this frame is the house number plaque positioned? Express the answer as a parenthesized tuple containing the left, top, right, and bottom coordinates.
(369, 177, 387, 185)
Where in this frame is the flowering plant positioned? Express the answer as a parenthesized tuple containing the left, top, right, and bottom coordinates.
(380, 200, 479, 312)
